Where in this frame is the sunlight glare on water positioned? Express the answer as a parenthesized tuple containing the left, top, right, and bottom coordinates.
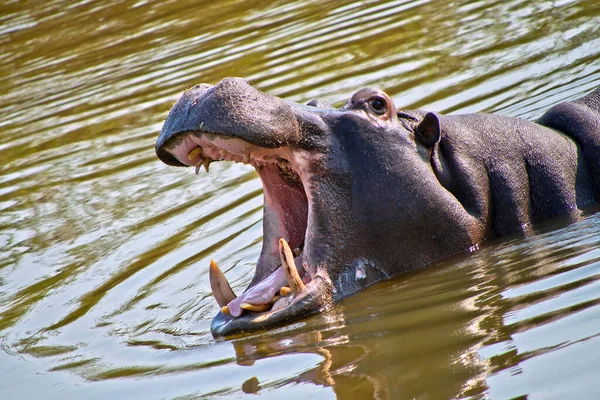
(1, 0, 600, 398)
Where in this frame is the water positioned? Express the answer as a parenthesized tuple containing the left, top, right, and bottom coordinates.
(1, 0, 600, 398)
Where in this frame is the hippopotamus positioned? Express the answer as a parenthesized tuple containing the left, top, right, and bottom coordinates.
(155, 78, 600, 337)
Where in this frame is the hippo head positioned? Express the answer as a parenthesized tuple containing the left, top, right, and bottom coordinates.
(155, 78, 481, 337)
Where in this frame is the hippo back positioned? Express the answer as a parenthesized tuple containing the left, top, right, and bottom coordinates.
(537, 87, 600, 196)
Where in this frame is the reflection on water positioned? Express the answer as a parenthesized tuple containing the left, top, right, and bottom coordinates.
(1, 0, 600, 398)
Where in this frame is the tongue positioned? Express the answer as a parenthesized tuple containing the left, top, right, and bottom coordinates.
(227, 258, 305, 317)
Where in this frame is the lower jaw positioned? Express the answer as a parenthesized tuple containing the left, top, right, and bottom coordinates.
(211, 274, 332, 338)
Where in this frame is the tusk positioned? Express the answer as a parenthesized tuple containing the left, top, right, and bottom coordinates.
(209, 259, 237, 307)
(188, 147, 203, 160)
(240, 302, 270, 312)
(279, 238, 305, 294)
(202, 158, 211, 173)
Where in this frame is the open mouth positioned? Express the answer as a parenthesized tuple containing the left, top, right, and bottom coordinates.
(161, 130, 317, 324)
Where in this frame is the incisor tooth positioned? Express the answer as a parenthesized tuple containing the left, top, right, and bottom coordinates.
(221, 306, 230, 314)
(195, 162, 202, 175)
(240, 302, 270, 312)
(279, 238, 305, 294)
(280, 286, 292, 296)
(209, 259, 237, 307)
(188, 147, 203, 160)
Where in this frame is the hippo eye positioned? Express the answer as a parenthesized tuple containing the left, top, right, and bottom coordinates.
(369, 97, 387, 114)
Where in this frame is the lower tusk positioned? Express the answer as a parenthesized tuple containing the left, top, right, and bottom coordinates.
(279, 238, 305, 294)
(209, 259, 237, 307)
(240, 302, 270, 312)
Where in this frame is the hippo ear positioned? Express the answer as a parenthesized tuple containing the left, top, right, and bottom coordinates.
(416, 112, 441, 148)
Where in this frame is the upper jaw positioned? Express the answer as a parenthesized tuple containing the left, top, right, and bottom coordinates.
(155, 77, 307, 167)
(155, 77, 336, 168)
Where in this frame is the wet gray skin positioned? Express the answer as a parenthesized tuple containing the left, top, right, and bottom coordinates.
(155, 78, 600, 337)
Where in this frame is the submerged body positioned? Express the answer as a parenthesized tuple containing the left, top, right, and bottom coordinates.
(155, 79, 600, 337)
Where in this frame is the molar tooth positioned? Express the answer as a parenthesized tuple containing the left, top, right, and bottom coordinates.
(240, 302, 270, 312)
(279, 238, 305, 294)
(280, 286, 292, 296)
(270, 295, 281, 303)
(292, 248, 302, 257)
(188, 147, 203, 160)
(209, 259, 237, 307)
(243, 154, 250, 164)
(219, 149, 227, 157)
